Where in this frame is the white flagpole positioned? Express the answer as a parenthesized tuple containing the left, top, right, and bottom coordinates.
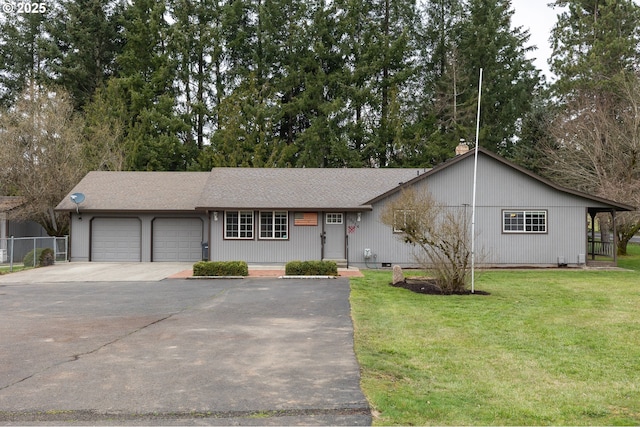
(471, 68, 483, 294)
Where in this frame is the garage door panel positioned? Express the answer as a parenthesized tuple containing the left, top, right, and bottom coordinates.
(153, 218, 203, 262)
(92, 218, 141, 262)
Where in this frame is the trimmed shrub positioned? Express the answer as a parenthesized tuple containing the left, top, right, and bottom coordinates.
(39, 248, 55, 266)
(285, 261, 304, 275)
(23, 248, 54, 268)
(285, 260, 338, 276)
(193, 261, 248, 276)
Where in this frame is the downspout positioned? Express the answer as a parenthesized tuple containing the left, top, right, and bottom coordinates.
(612, 209, 617, 265)
(205, 210, 211, 261)
(67, 211, 72, 261)
(344, 212, 348, 268)
(320, 211, 325, 260)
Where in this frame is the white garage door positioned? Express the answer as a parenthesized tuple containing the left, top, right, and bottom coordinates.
(92, 218, 141, 262)
(152, 218, 203, 262)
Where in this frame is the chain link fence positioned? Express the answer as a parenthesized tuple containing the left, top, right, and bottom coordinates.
(0, 236, 68, 271)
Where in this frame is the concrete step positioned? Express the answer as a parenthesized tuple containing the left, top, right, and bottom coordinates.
(323, 259, 348, 268)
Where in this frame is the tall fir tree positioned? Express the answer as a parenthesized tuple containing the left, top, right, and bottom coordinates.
(294, 0, 355, 167)
(114, 0, 189, 171)
(168, 0, 224, 153)
(47, 0, 124, 110)
(456, 0, 540, 155)
(0, 7, 52, 107)
(409, 0, 467, 166)
(550, 0, 640, 98)
(335, 0, 420, 167)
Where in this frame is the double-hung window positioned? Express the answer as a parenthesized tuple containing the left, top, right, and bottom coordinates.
(393, 209, 416, 233)
(225, 211, 254, 239)
(503, 210, 547, 233)
(260, 211, 288, 239)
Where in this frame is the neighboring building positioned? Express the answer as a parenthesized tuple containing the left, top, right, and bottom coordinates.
(0, 197, 49, 262)
(56, 148, 634, 267)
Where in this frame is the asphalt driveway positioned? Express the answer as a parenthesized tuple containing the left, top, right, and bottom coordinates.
(0, 277, 370, 425)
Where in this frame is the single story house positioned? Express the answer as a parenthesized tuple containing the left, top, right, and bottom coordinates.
(56, 147, 634, 267)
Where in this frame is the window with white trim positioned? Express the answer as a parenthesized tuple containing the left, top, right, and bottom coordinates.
(503, 210, 547, 233)
(393, 209, 416, 233)
(225, 211, 254, 239)
(260, 211, 288, 239)
(326, 213, 343, 224)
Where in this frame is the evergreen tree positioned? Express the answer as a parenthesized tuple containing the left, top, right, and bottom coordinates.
(199, 74, 277, 167)
(409, 0, 467, 167)
(169, 0, 224, 152)
(336, 0, 420, 167)
(334, 0, 375, 166)
(47, 0, 124, 110)
(290, 0, 358, 167)
(211, 0, 283, 166)
(0, 8, 52, 107)
(456, 0, 540, 155)
(114, 0, 190, 170)
(82, 80, 128, 171)
(550, 0, 640, 98)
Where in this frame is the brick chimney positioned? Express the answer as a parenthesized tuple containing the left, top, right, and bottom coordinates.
(455, 141, 469, 156)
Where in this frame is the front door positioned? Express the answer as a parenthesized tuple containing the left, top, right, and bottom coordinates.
(323, 213, 345, 260)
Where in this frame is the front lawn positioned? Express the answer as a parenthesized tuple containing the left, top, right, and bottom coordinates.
(351, 246, 640, 425)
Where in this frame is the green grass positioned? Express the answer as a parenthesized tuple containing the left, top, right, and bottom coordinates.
(351, 247, 640, 425)
(0, 264, 29, 274)
(618, 242, 640, 271)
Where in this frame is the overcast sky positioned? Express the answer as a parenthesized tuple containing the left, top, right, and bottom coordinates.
(511, 0, 640, 80)
(510, 0, 562, 80)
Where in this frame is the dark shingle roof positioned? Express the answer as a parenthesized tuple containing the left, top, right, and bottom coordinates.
(0, 196, 25, 212)
(196, 168, 424, 210)
(55, 172, 210, 211)
(56, 168, 425, 212)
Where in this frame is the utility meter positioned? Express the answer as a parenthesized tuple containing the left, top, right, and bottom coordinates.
(364, 248, 372, 259)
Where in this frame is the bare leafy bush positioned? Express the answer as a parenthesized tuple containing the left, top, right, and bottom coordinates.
(381, 188, 472, 294)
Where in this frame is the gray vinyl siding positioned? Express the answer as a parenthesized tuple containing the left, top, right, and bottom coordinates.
(69, 212, 207, 262)
(347, 155, 610, 268)
(209, 211, 322, 264)
(346, 210, 419, 268)
(7, 219, 48, 238)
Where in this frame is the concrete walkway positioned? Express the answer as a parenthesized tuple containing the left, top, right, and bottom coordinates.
(0, 262, 363, 283)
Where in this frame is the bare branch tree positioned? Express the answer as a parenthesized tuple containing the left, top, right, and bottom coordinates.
(0, 87, 89, 236)
(380, 187, 472, 293)
(542, 72, 640, 254)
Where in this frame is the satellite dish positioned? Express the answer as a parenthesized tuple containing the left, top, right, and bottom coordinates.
(70, 192, 85, 204)
(70, 192, 85, 213)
